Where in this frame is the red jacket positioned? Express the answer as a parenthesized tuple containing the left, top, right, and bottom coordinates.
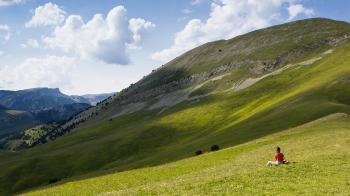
(275, 152, 284, 162)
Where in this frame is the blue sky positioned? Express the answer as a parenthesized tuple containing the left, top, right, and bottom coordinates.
(0, 0, 349, 95)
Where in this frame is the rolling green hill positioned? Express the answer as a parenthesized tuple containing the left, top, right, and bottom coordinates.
(24, 113, 350, 195)
(0, 18, 350, 195)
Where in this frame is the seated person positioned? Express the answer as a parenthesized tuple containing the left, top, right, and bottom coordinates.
(266, 146, 289, 166)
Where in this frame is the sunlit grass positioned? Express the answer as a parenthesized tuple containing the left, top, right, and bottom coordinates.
(25, 113, 350, 195)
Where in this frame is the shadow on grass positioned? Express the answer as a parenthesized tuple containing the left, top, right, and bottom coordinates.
(16, 95, 350, 195)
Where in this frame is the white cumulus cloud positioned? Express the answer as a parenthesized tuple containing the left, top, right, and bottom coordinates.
(25, 2, 66, 28)
(0, 56, 75, 90)
(152, 0, 314, 63)
(43, 5, 155, 65)
(287, 4, 314, 20)
(129, 18, 156, 46)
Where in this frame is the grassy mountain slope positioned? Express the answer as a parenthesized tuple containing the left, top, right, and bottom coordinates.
(131, 18, 349, 92)
(0, 109, 35, 138)
(24, 113, 350, 195)
(0, 18, 350, 194)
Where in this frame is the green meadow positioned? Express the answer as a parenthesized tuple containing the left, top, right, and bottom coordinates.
(25, 113, 350, 195)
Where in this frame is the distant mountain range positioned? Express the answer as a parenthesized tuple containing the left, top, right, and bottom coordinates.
(71, 93, 115, 106)
(0, 88, 114, 112)
(0, 88, 114, 141)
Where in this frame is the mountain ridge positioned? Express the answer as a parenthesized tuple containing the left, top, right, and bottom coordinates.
(0, 87, 114, 111)
(0, 88, 114, 147)
(42, 18, 350, 143)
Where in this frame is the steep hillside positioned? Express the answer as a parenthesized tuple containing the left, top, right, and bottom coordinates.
(0, 18, 350, 194)
(47, 18, 350, 140)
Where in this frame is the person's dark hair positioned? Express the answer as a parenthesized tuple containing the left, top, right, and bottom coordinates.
(276, 146, 281, 152)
